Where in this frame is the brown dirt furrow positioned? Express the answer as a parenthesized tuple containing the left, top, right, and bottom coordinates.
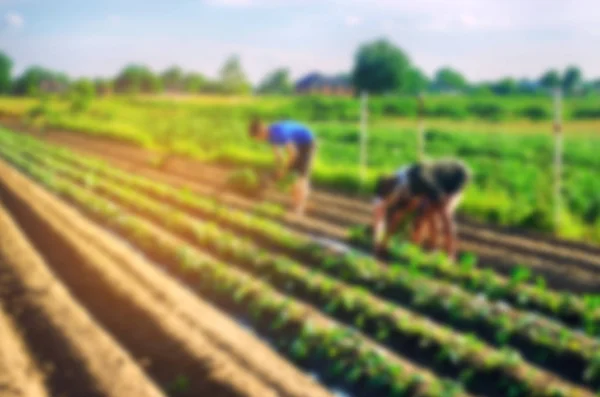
(0, 302, 48, 397)
(6, 168, 335, 397)
(0, 158, 293, 397)
(74, 194, 455, 397)
(9, 125, 600, 291)
(0, 156, 464, 396)
(0, 202, 165, 397)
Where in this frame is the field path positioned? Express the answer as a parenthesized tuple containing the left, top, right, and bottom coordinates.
(15, 125, 599, 292)
(0, 201, 165, 397)
(0, 304, 48, 397)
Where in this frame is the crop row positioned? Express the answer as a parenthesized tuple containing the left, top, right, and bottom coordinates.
(7, 148, 591, 396)
(2, 129, 596, 335)
(1, 133, 599, 394)
(0, 145, 466, 397)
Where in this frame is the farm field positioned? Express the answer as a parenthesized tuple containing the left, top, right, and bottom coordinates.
(0, 125, 599, 396)
(0, 95, 598, 244)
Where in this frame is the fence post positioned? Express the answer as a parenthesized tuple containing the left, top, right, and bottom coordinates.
(360, 91, 368, 183)
(417, 93, 425, 161)
(553, 87, 563, 231)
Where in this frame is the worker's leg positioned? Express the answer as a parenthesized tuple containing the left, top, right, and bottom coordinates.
(441, 192, 462, 260)
(293, 175, 309, 215)
(292, 143, 314, 216)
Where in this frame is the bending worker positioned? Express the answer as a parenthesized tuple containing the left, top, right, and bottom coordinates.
(372, 158, 470, 261)
(249, 117, 316, 216)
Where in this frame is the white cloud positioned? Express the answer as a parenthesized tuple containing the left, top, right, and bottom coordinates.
(458, 14, 477, 28)
(4, 11, 23, 29)
(344, 15, 362, 27)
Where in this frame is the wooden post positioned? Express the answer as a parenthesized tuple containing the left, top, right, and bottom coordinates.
(360, 91, 368, 182)
(417, 93, 425, 161)
(553, 88, 563, 231)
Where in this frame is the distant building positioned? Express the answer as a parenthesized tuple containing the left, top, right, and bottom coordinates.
(295, 72, 354, 96)
(40, 79, 68, 94)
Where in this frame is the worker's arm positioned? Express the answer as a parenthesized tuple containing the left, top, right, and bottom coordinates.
(389, 197, 420, 232)
(376, 196, 421, 252)
(373, 185, 402, 230)
(410, 201, 437, 247)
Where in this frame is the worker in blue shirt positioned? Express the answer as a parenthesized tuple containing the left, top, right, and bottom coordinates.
(249, 117, 316, 216)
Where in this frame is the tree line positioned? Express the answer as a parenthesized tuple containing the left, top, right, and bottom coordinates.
(0, 54, 253, 97)
(1, 38, 599, 98)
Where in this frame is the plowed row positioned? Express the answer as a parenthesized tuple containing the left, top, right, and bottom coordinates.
(0, 127, 598, 397)
(0, 136, 333, 396)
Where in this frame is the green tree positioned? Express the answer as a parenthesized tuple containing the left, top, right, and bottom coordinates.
(183, 72, 205, 93)
(434, 67, 467, 92)
(256, 68, 293, 95)
(539, 69, 560, 90)
(0, 52, 12, 94)
(493, 77, 518, 96)
(562, 65, 582, 94)
(114, 64, 162, 94)
(12, 67, 68, 96)
(161, 66, 184, 92)
(219, 56, 251, 95)
(403, 67, 429, 95)
(351, 38, 411, 94)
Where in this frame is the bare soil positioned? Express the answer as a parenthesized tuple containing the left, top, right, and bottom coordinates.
(0, 157, 332, 397)
(0, 201, 165, 397)
(0, 302, 48, 397)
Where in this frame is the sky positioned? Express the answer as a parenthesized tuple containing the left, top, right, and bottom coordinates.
(0, 0, 598, 84)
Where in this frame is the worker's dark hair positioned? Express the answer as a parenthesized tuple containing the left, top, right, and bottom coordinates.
(447, 163, 470, 194)
(249, 116, 262, 137)
(409, 163, 443, 203)
(374, 175, 397, 199)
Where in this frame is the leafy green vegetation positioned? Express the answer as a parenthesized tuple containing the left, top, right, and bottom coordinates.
(0, 94, 598, 245)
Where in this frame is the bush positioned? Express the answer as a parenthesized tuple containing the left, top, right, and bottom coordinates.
(428, 103, 468, 120)
(378, 98, 417, 117)
(291, 96, 360, 122)
(571, 107, 600, 119)
(70, 96, 91, 113)
(466, 102, 507, 121)
(518, 105, 551, 121)
(69, 78, 95, 113)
